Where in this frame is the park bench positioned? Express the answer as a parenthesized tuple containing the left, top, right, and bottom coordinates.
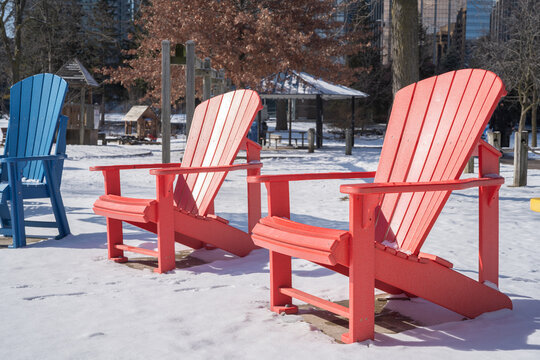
(267, 132, 282, 149)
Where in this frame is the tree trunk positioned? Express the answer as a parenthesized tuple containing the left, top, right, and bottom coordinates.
(518, 106, 528, 133)
(532, 90, 538, 148)
(391, 0, 419, 95)
(276, 99, 288, 130)
(11, 0, 26, 83)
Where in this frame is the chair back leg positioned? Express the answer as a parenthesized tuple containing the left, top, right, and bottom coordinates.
(43, 160, 70, 238)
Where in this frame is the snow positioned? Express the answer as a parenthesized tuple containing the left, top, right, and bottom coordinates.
(260, 70, 368, 97)
(0, 128, 539, 359)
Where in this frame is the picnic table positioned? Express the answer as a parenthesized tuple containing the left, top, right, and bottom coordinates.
(266, 130, 307, 148)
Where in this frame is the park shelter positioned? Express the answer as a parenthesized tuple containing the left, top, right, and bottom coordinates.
(258, 70, 368, 147)
(57, 58, 100, 145)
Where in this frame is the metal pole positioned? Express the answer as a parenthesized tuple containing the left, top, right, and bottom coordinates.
(316, 94, 323, 148)
(447, 0, 451, 53)
(161, 40, 171, 163)
(351, 96, 355, 147)
(185, 40, 195, 137)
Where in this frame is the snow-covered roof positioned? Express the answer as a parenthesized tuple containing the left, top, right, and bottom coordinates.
(123, 106, 157, 123)
(56, 58, 99, 88)
(259, 70, 368, 99)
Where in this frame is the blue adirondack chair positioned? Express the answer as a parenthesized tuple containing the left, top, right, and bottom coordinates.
(0, 73, 70, 248)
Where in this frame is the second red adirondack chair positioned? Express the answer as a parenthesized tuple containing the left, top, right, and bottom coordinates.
(249, 69, 512, 343)
(91, 90, 263, 273)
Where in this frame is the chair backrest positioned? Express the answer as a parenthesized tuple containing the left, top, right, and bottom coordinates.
(374, 69, 505, 254)
(4, 73, 68, 182)
(174, 89, 262, 216)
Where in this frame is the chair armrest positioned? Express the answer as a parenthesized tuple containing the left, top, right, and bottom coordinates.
(89, 162, 182, 172)
(247, 171, 376, 184)
(340, 176, 504, 195)
(0, 154, 66, 163)
(150, 161, 262, 175)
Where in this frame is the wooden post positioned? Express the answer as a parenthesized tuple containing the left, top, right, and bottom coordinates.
(345, 128, 352, 155)
(513, 131, 528, 187)
(161, 40, 171, 164)
(203, 57, 211, 101)
(316, 94, 323, 148)
(487, 131, 502, 150)
(464, 157, 474, 173)
(100, 92, 105, 128)
(79, 87, 86, 145)
(307, 128, 315, 153)
(185, 40, 195, 137)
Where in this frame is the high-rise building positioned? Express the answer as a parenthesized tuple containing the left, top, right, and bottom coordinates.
(79, 0, 141, 41)
(370, 0, 496, 66)
(490, 0, 517, 41)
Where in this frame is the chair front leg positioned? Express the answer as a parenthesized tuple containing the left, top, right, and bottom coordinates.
(155, 174, 176, 273)
(266, 181, 297, 314)
(478, 144, 501, 286)
(7, 162, 25, 248)
(102, 169, 126, 262)
(343, 193, 379, 344)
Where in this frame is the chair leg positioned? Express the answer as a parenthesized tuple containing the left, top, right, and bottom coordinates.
(342, 194, 377, 343)
(107, 218, 127, 262)
(0, 200, 11, 231)
(270, 251, 298, 314)
(43, 161, 70, 239)
(7, 163, 26, 248)
(155, 174, 176, 273)
(156, 215, 175, 273)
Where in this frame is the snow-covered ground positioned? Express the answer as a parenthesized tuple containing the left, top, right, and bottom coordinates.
(0, 129, 539, 359)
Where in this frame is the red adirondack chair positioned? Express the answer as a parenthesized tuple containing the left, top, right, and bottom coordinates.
(249, 69, 512, 343)
(91, 90, 263, 273)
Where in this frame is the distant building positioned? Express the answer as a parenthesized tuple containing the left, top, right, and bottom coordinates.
(490, 0, 517, 41)
(369, 0, 496, 67)
(79, 0, 141, 41)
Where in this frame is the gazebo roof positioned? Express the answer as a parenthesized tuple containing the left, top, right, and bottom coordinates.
(259, 70, 368, 100)
(56, 58, 99, 88)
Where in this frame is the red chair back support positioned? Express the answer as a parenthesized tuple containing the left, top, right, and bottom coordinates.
(174, 90, 262, 215)
(375, 69, 505, 253)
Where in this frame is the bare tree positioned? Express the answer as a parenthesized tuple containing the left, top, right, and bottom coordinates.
(474, 0, 540, 142)
(0, 0, 27, 84)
